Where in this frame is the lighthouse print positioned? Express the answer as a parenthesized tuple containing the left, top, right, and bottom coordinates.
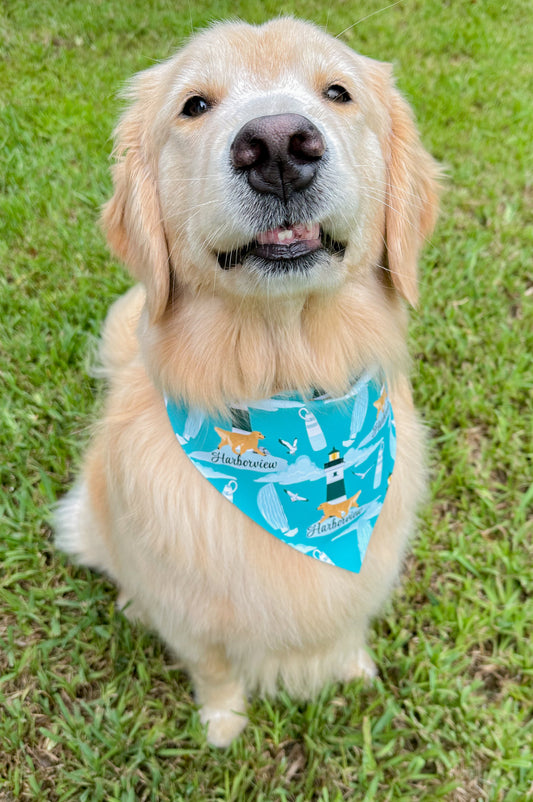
(314, 446, 362, 526)
(324, 447, 347, 502)
(229, 404, 252, 435)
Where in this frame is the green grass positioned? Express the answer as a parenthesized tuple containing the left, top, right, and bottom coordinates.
(1, 0, 532, 799)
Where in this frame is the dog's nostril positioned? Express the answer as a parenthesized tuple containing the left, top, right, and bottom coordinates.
(231, 113, 325, 200)
(231, 137, 266, 170)
(289, 131, 325, 162)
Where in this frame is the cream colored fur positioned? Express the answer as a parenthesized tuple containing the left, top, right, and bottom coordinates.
(55, 18, 439, 747)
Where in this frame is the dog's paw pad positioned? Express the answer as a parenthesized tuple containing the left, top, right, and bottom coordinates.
(200, 707, 248, 748)
(342, 649, 378, 683)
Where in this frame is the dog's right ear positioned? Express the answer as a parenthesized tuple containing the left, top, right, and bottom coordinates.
(102, 64, 171, 324)
(384, 85, 440, 307)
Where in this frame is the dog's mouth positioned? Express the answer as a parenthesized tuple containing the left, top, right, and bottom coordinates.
(217, 223, 346, 270)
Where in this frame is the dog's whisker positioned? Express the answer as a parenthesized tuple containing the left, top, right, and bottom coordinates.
(324, 7, 332, 34)
(182, 199, 220, 215)
(335, 0, 405, 39)
(376, 232, 432, 291)
(161, 175, 225, 182)
(355, 177, 429, 211)
(361, 188, 434, 242)
(165, 216, 227, 267)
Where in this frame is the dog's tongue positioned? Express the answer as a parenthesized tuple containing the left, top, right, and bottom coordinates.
(256, 222, 320, 246)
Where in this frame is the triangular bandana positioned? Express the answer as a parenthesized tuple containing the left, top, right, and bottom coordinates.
(165, 372, 396, 573)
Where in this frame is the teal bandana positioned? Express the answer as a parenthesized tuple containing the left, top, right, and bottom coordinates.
(165, 372, 396, 574)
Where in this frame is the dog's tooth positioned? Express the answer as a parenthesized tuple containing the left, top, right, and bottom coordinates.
(277, 229, 294, 242)
(256, 224, 320, 246)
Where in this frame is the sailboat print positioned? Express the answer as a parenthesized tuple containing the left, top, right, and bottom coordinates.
(257, 484, 298, 537)
(175, 408, 206, 445)
(342, 382, 369, 447)
(373, 441, 384, 489)
(357, 405, 390, 450)
(389, 421, 397, 460)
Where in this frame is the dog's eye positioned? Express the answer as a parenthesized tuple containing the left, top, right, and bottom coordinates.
(181, 95, 211, 118)
(324, 84, 352, 103)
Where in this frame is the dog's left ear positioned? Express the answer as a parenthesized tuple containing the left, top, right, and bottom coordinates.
(102, 63, 171, 324)
(384, 85, 440, 306)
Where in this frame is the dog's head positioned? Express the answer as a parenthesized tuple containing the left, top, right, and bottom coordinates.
(102, 18, 439, 325)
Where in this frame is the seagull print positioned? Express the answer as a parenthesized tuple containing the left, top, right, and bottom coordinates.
(351, 465, 372, 479)
(278, 437, 298, 455)
(283, 489, 309, 503)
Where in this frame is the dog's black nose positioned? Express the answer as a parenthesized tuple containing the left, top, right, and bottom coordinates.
(231, 113, 325, 201)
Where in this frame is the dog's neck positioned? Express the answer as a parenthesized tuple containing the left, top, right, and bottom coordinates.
(140, 279, 408, 413)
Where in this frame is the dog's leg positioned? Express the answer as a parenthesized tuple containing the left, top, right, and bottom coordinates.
(115, 590, 150, 626)
(54, 479, 113, 574)
(339, 648, 378, 682)
(336, 625, 378, 684)
(189, 647, 248, 747)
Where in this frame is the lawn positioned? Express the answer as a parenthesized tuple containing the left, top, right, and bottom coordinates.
(1, 1, 532, 800)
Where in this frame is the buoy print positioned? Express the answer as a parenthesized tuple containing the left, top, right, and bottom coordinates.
(222, 479, 238, 502)
(298, 407, 327, 451)
(293, 543, 335, 565)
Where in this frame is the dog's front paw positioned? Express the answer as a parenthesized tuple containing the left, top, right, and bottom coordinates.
(200, 706, 248, 748)
(341, 648, 378, 684)
(116, 591, 149, 625)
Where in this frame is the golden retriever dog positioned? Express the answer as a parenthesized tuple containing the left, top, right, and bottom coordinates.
(317, 492, 361, 522)
(55, 18, 439, 747)
(213, 427, 266, 455)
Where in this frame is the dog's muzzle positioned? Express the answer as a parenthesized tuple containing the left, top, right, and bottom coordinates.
(219, 113, 345, 272)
